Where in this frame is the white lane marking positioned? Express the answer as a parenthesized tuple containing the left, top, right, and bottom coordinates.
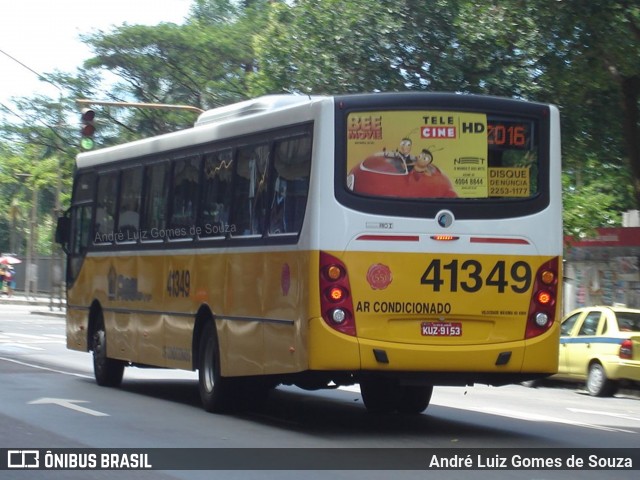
(0, 333, 65, 345)
(0, 356, 92, 379)
(338, 386, 637, 433)
(0, 343, 44, 351)
(567, 408, 640, 423)
(460, 406, 636, 434)
(29, 397, 109, 417)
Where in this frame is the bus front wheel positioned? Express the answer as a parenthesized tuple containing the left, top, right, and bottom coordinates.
(198, 322, 238, 413)
(92, 315, 125, 387)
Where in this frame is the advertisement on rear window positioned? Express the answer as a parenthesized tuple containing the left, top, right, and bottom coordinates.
(345, 111, 536, 200)
(346, 111, 488, 199)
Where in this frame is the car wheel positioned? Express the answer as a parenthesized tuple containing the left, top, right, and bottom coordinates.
(586, 362, 617, 397)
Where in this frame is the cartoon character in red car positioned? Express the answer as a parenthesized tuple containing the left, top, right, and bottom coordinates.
(347, 138, 457, 198)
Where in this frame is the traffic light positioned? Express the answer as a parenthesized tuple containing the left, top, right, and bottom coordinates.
(80, 108, 96, 150)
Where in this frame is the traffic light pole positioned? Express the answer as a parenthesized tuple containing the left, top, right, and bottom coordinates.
(75, 99, 204, 114)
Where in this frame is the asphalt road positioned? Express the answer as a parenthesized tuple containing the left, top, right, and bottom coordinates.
(1, 304, 638, 479)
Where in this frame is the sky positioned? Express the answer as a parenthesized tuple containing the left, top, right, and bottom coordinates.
(0, 0, 193, 110)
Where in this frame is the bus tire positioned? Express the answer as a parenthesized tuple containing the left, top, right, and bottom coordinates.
(198, 322, 237, 413)
(397, 385, 433, 414)
(360, 377, 400, 413)
(92, 313, 125, 387)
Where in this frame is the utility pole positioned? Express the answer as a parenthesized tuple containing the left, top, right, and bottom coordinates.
(15, 173, 37, 298)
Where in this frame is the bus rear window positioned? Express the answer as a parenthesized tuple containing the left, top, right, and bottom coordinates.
(345, 110, 538, 200)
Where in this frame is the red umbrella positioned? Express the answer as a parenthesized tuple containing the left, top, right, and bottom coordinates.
(0, 255, 21, 265)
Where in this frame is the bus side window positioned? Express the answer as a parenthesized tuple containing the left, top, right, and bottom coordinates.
(117, 166, 143, 240)
(68, 204, 92, 281)
(169, 156, 201, 239)
(269, 135, 311, 235)
(199, 150, 233, 238)
(140, 162, 169, 239)
(94, 172, 119, 244)
(232, 144, 270, 237)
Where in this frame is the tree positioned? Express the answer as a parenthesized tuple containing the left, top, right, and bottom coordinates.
(251, 0, 640, 229)
(0, 141, 67, 256)
(251, 0, 409, 95)
(523, 0, 640, 209)
(2, 0, 639, 246)
(81, 0, 272, 141)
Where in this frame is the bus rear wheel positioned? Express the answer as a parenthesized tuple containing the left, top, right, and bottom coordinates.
(92, 315, 125, 387)
(360, 378, 432, 414)
(397, 385, 433, 414)
(198, 322, 238, 413)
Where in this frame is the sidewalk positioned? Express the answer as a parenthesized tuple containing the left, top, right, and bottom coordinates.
(0, 291, 66, 315)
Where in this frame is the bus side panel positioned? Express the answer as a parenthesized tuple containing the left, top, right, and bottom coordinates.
(218, 319, 264, 376)
(161, 313, 188, 368)
(218, 251, 267, 376)
(109, 311, 135, 362)
(163, 252, 198, 370)
(103, 254, 154, 365)
(66, 307, 89, 351)
(522, 322, 560, 373)
(262, 251, 311, 375)
(66, 254, 111, 353)
(135, 310, 166, 368)
(198, 250, 311, 377)
(307, 317, 361, 370)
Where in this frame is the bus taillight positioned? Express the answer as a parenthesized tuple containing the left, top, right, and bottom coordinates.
(536, 290, 552, 305)
(525, 258, 559, 339)
(320, 251, 356, 336)
(327, 286, 346, 302)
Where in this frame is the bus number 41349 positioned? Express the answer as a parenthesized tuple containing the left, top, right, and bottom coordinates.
(167, 269, 191, 298)
(420, 259, 532, 294)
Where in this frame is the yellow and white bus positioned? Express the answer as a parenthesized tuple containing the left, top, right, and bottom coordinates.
(57, 93, 562, 414)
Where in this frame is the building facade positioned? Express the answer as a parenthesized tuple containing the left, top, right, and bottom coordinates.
(564, 226, 640, 313)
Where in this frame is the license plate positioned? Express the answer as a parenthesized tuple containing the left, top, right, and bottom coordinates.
(421, 322, 462, 336)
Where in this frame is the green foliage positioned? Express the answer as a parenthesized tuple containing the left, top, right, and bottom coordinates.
(1, 0, 639, 257)
(0, 141, 68, 255)
(251, 0, 407, 95)
(562, 159, 636, 238)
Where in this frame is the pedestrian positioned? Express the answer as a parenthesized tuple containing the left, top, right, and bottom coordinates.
(4, 267, 14, 297)
(0, 266, 5, 296)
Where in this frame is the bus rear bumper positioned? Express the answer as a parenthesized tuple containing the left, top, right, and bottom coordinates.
(307, 318, 559, 385)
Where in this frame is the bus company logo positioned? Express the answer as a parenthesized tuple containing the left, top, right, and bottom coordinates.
(366, 263, 393, 290)
(108, 266, 152, 302)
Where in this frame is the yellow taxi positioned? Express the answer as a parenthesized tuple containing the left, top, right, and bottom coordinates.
(556, 306, 640, 396)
